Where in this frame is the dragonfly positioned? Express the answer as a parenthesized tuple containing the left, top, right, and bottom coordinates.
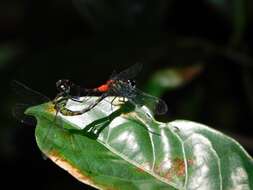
(11, 80, 94, 157)
(55, 63, 168, 116)
(11, 78, 92, 123)
(12, 78, 161, 139)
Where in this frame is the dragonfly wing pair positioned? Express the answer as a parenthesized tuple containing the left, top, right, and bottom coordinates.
(11, 80, 50, 125)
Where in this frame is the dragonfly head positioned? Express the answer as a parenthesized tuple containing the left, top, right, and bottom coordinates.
(127, 79, 136, 88)
(56, 79, 73, 94)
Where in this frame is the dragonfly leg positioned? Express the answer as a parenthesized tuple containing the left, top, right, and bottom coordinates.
(78, 94, 106, 114)
(53, 96, 80, 116)
(59, 94, 107, 116)
(110, 96, 117, 110)
(70, 97, 83, 103)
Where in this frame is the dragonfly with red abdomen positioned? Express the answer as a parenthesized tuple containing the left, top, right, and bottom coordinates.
(55, 63, 168, 116)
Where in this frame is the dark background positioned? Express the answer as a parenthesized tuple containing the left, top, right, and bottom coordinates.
(0, 0, 253, 189)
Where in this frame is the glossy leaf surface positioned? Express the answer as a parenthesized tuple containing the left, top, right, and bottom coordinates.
(26, 97, 253, 190)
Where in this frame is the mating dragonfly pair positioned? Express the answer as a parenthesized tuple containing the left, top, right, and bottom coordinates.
(13, 63, 168, 125)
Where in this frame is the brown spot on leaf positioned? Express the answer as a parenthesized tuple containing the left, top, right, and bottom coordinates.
(47, 150, 100, 190)
(155, 158, 186, 180)
(164, 172, 172, 181)
(155, 157, 197, 181)
(187, 159, 194, 166)
(136, 167, 145, 173)
(173, 158, 185, 176)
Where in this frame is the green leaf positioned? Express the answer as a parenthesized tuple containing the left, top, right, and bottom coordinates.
(25, 97, 253, 190)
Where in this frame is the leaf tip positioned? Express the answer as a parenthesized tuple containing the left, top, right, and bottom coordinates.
(24, 102, 55, 116)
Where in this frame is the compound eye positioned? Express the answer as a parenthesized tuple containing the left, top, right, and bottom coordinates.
(60, 84, 66, 90)
(128, 80, 136, 87)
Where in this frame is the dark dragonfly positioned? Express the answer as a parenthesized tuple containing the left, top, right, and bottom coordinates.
(11, 80, 59, 153)
(55, 63, 168, 116)
(11, 80, 82, 125)
(11, 80, 90, 156)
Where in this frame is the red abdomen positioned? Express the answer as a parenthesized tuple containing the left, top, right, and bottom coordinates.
(97, 84, 109, 92)
(96, 80, 114, 92)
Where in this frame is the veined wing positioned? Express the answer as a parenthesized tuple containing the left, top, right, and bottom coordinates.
(111, 83, 168, 115)
(11, 80, 78, 156)
(11, 80, 50, 104)
(129, 88, 168, 115)
(110, 63, 143, 80)
(11, 80, 50, 124)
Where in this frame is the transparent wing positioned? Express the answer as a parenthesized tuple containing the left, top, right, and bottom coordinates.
(111, 63, 143, 80)
(129, 88, 168, 115)
(12, 103, 37, 125)
(109, 70, 118, 80)
(11, 80, 50, 124)
(111, 84, 168, 115)
(11, 80, 50, 104)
